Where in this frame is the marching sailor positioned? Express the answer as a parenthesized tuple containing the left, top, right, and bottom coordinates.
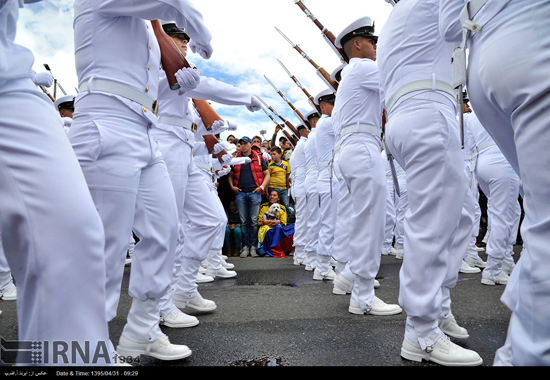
(313, 89, 338, 281)
(332, 16, 402, 316)
(70, 0, 213, 360)
(377, 0, 481, 365)
(288, 123, 309, 266)
(1, 0, 109, 365)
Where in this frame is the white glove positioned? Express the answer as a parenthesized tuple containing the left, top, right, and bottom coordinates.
(32, 72, 54, 87)
(215, 166, 231, 179)
(221, 140, 236, 155)
(175, 67, 202, 94)
(220, 153, 233, 165)
(189, 40, 213, 60)
(210, 120, 228, 135)
(227, 120, 237, 131)
(247, 97, 261, 112)
(212, 142, 226, 155)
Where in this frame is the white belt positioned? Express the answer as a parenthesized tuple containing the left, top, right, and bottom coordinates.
(79, 78, 158, 114)
(470, 139, 497, 173)
(385, 79, 455, 114)
(338, 123, 380, 141)
(159, 116, 197, 132)
(317, 160, 331, 171)
(306, 164, 318, 175)
(194, 161, 214, 173)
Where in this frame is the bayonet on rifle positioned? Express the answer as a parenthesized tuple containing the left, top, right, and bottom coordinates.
(294, 0, 349, 63)
(276, 58, 322, 114)
(275, 26, 339, 92)
(264, 75, 307, 125)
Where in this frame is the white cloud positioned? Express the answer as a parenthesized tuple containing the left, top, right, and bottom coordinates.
(16, 0, 393, 140)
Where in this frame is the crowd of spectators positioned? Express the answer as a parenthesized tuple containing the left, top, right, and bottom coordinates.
(220, 134, 295, 258)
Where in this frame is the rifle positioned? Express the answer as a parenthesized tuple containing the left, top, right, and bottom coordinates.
(260, 106, 296, 148)
(276, 58, 322, 114)
(275, 27, 339, 92)
(255, 95, 301, 137)
(294, 0, 349, 64)
(264, 75, 307, 125)
(39, 85, 55, 102)
(151, 19, 228, 163)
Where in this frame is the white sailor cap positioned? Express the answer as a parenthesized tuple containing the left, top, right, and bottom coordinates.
(161, 21, 190, 41)
(304, 109, 320, 122)
(53, 94, 76, 111)
(335, 16, 377, 49)
(314, 89, 336, 106)
(330, 63, 347, 82)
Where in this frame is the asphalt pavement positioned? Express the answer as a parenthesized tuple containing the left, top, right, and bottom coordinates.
(0, 245, 519, 369)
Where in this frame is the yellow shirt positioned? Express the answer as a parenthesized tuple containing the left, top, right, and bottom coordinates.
(268, 160, 290, 190)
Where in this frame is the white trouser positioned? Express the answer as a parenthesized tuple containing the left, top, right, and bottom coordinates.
(2, 79, 109, 364)
(0, 231, 15, 294)
(203, 172, 227, 271)
(316, 169, 339, 274)
(332, 150, 352, 271)
(292, 177, 308, 263)
(464, 171, 482, 261)
(475, 148, 521, 280)
(386, 98, 474, 350)
(394, 175, 408, 251)
(304, 170, 320, 267)
(70, 94, 177, 344)
(382, 177, 396, 254)
(467, 0, 550, 365)
(337, 133, 386, 309)
(149, 128, 221, 315)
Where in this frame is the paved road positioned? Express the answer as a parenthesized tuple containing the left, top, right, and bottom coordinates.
(0, 246, 519, 368)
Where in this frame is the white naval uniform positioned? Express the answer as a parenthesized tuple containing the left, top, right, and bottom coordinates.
(381, 149, 408, 258)
(377, 0, 475, 350)
(468, 111, 520, 281)
(0, 231, 16, 298)
(440, 0, 550, 365)
(303, 127, 321, 269)
(462, 112, 482, 264)
(288, 136, 308, 265)
(331, 57, 386, 310)
(315, 114, 340, 275)
(70, 0, 211, 346)
(0, 0, 109, 365)
(153, 75, 254, 317)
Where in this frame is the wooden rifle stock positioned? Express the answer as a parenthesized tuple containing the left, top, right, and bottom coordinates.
(151, 19, 228, 163)
(192, 99, 230, 163)
(151, 20, 191, 90)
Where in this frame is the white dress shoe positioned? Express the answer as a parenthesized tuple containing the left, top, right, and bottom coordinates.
(116, 334, 192, 361)
(160, 308, 199, 328)
(475, 245, 485, 251)
(1, 287, 17, 301)
(374, 279, 380, 289)
(459, 261, 481, 274)
(438, 315, 469, 339)
(313, 267, 336, 281)
(481, 271, 510, 286)
(196, 272, 214, 283)
(206, 266, 237, 279)
(304, 265, 314, 272)
(333, 274, 353, 295)
(198, 266, 207, 274)
(349, 297, 402, 316)
(465, 256, 486, 269)
(173, 293, 217, 312)
(221, 259, 235, 269)
(400, 336, 483, 366)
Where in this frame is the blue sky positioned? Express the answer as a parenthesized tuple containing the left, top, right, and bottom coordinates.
(16, 0, 392, 142)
